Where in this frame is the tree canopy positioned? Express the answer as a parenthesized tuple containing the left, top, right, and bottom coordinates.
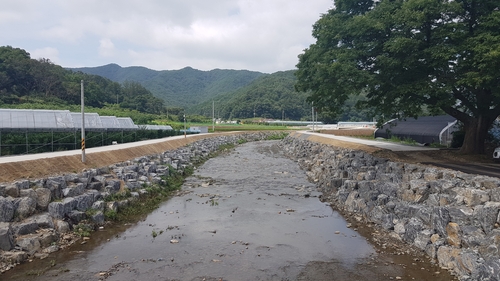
(0, 46, 166, 116)
(296, 0, 500, 154)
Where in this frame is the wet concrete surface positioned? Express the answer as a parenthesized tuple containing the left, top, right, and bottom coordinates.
(3, 141, 456, 281)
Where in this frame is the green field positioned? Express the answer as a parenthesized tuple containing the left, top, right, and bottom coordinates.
(164, 121, 299, 132)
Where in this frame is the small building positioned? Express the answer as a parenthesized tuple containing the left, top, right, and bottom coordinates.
(374, 115, 458, 146)
(190, 126, 208, 133)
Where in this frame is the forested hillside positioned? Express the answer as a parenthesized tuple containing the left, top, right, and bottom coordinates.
(0, 46, 167, 117)
(70, 64, 264, 108)
(1, 45, 375, 123)
(188, 71, 308, 120)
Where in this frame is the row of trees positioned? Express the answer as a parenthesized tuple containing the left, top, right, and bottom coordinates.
(190, 70, 375, 122)
(296, 0, 500, 154)
(0, 46, 168, 116)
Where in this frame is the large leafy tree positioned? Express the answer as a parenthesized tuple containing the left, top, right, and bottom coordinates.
(296, 0, 500, 154)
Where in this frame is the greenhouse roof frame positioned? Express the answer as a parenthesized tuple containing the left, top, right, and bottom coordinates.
(0, 109, 142, 132)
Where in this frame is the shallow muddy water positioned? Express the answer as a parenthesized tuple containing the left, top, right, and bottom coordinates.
(3, 140, 456, 281)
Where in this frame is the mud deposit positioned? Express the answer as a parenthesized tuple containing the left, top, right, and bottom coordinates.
(4, 141, 455, 280)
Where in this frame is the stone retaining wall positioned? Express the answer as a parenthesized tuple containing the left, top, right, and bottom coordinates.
(281, 135, 500, 280)
(0, 132, 277, 272)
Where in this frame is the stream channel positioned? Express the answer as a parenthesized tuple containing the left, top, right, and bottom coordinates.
(3, 140, 456, 281)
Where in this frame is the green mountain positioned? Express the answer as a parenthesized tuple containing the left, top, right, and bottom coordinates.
(0, 46, 166, 121)
(70, 64, 264, 108)
(189, 70, 311, 120)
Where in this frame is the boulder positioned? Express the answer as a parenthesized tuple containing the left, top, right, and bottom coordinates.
(4, 184, 19, 198)
(19, 189, 37, 199)
(0, 197, 14, 222)
(105, 179, 121, 193)
(107, 201, 118, 212)
(461, 226, 485, 248)
(15, 197, 36, 219)
(31, 213, 54, 229)
(15, 180, 30, 190)
(63, 183, 85, 197)
(472, 258, 500, 281)
(67, 210, 86, 224)
(48, 197, 76, 219)
(16, 234, 41, 254)
(64, 173, 80, 183)
(75, 193, 94, 211)
(414, 229, 433, 250)
(473, 202, 500, 234)
(88, 181, 103, 191)
(403, 217, 423, 243)
(54, 220, 70, 233)
(0, 222, 14, 251)
(446, 222, 462, 247)
(117, 200, 129, 210)
(463, 188, 490, 207)
(45, 179, 63, 200)
(431, 207, 451, 237)
(12, 222, 38, 236)
(35, 188, 51, 210)
(91, 200, 105, 211)
(91, 211, 105, 225)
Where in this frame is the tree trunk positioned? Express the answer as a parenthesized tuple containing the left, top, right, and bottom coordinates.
(460, 115, 492, 154)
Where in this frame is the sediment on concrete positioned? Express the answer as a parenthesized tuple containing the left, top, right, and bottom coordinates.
(282, 133, 500, 281)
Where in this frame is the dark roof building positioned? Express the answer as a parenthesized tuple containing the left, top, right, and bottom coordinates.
(374, 115, 458, 146)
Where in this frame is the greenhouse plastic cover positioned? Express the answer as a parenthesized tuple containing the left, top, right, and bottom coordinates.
(0, 109, 180, 133)
(141, 125, 173, 130)
(100, 116, 121, 129)
(0, 109, 74, 131)
(70, 113, 104, 131)
(117, 117, 139, 130)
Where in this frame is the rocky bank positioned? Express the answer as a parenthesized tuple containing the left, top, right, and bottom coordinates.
(281, 134, 500, 281)
(0, 132, 278, 273)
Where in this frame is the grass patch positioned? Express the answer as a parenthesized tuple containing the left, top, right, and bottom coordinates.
(74, 223, 93, 237)
(265, 132, 289, 140)
(104, 189, 132, 202)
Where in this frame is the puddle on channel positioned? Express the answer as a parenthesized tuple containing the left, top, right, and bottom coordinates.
(2, 141, 455, 281)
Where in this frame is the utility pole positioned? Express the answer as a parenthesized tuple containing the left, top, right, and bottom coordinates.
(212, 100, 215, 132)
(81, 80, 86, 163)
(312, 102, 314, 132)
(184, 114, 186, 138)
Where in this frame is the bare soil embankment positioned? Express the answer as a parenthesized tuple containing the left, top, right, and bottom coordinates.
(0, 133, 242, 183)
(1, 129, 495, 183)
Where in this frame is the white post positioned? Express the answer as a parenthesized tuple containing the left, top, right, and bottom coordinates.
(81, 80, 85, 163)
(184, 114, 186, 138)
(212, 100, 215, 132)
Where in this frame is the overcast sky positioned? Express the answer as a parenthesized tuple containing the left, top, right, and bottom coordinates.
(1, 0, 333, 73)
